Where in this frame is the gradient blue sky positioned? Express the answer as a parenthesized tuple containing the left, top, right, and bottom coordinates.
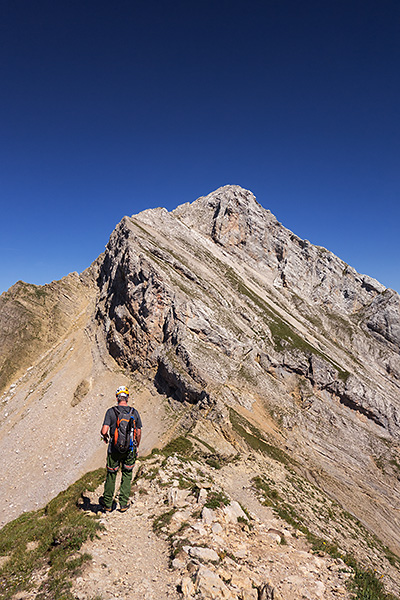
(1, 0, 399, 295)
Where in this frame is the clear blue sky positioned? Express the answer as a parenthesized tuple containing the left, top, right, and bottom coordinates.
(1, 0, 399, 295)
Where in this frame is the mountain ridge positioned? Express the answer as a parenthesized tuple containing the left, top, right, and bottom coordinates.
(1, 185, 400, 598)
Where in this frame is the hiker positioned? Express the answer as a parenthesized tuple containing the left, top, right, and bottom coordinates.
(99, 386, 142, 512)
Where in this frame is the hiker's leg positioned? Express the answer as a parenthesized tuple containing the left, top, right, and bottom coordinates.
(103, 452, 120, 507)
(119, 449, 136, 506)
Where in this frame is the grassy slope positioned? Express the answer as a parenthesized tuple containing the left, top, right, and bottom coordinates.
(0, 469, 105, 600)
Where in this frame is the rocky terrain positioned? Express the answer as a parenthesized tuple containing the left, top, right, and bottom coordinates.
(1, 184, 400, 598)
(73, 418, 400, 600)
(73, 450, 357, 600)
(95, 185, 400, 555)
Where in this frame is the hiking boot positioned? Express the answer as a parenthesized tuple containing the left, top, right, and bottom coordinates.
(119, 501, 131, 513)
(99, 496, 112, 512)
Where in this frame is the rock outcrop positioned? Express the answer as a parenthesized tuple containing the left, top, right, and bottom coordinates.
(73, 444, 399, 599)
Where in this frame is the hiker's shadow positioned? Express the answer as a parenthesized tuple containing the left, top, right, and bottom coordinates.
(78, 495, 101, 514)
(78, 496, 117, 514)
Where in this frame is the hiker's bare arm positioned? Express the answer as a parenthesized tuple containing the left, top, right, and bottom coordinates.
(136, 428, 142, 448)
(101, 424, 109, 442)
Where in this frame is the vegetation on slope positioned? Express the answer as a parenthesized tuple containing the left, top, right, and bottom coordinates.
(0, 433, 399, 600)
(0, 468, 105, 600)
(228, 409, 399, 599)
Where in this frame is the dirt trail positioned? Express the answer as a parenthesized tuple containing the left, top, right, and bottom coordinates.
(74, 470, 180, 600)
(72, 455, 355, 600)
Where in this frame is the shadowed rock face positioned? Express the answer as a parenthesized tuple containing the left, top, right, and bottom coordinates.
(2, 185, 400, 564)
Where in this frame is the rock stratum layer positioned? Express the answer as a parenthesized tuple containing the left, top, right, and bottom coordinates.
(1, 185, 400, 595)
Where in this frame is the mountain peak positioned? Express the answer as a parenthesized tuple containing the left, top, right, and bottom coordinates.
(174, 184, 262, 217)
(172, 184, 274, 249)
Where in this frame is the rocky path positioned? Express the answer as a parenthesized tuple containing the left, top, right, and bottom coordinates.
(73, 454, 354, 600)
(74, 469, 180, 600)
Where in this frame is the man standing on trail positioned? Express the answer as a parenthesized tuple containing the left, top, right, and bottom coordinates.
(99, 386, 142, 512)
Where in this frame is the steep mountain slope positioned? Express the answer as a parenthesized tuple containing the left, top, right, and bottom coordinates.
(0, 270, 97, 394)
(1, 185, 400, 595)
(96, 185, 400, 554)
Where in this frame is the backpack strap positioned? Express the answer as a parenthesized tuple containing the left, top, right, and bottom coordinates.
(112, 407, 120, 447)
(112, 406, 121, 420)
(130, 408, 137, 445)
(113, 406, 133, 417)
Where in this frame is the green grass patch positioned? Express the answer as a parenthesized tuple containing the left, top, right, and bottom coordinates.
(204, 491, 230, 510)
(341, 553, 399, 600)
(171, 537, 193, 559)
(0, 468, 105, 600)
(140, 466, 159, 480)
(229, 408, 295, 467)
(152, 508, 177, 533)
(389, 458, 400, 474)
(162, 436, 194, 457)
(204, 456, 222, 469)
(188, 434, 216, 454)
(71, 379, 90, 407)
(178, 475, 196, 489)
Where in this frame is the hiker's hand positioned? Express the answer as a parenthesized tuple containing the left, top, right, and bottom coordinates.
(102, 433, 109, 443)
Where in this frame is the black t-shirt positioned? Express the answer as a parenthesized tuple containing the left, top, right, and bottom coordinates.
(103, 405, 142, 440)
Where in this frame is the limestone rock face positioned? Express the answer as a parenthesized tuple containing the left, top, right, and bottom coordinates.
(364, 288, 400, 347)
(174, 186, 387, 316)
(93, 185, 400, 556)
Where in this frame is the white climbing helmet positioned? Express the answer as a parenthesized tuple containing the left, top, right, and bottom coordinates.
(116, 385, 129, 399)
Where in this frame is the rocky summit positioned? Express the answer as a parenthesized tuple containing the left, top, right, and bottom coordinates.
(1, 185, 400, 599)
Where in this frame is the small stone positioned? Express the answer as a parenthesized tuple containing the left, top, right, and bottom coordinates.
(223, 500, 246, 523)
(332, 586, 348, 595)
(315, 581, 326, 597)
(258, 582, 276, 600)
(211, 522, 223, 535)
(184, 546, 220, 562)
(172, 558, 186, 570)
(195, 565, 235, 599)
(198, 488, 208, 504)
(167, 488, 189, 507)
(240, 590, 258, 600)
(191, 522, 207, 536)
(181, 575, 195, 597)
(266, 530, 281, 544)
(230, 573, 253, 590)
(234, 547, 248, 559)
(202, 506, 215, 525)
